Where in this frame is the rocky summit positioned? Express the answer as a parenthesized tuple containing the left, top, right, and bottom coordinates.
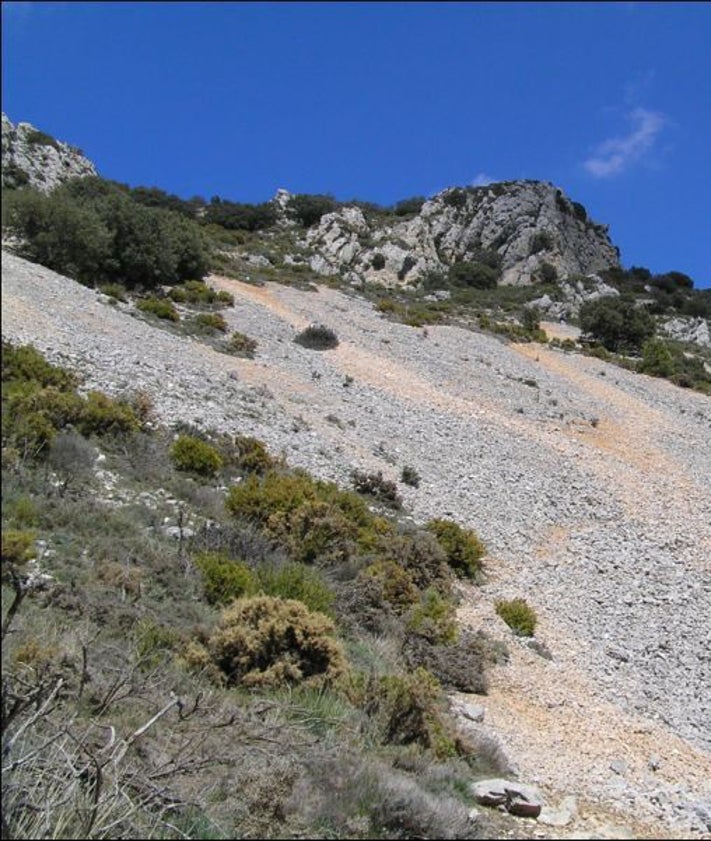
(1, 112, 97, 193)
(300, 180, 620, 288)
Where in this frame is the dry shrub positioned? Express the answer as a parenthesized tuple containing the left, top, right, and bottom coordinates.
(361, 667, 455, 758)
(402, 629, 495, 694)
(203, 595, 349, 689)
(378, 529, 452, 596)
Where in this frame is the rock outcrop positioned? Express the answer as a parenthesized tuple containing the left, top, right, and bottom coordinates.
(300, 181, 620, 288)
(2, 112, 97, 192)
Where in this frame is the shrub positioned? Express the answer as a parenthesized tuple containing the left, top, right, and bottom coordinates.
(400, 465, 421, 488)
(255, 562, 335, 616)
(216, 289, 235, 306)
(98, 282, 128, 302)
(194, 551, 255, 605)
(362, 668, 453, 756)
(47, 432, 96, 495)
(3, 177, 211, 288)
(1, 342, 77, 391)
(392, 196, 426, 216)
(1, 530, 36, 564)
(371, 253, 386, 270)
(194, 312, 228, 332)
(579, 297, 655, 352)
(232, 434, 279, 473)
(529, 231, 554, 255)
(402, 628, 497, 694)
(442, 189, 467, 209)
(376, 530, 451, 596)
(521, 307, 541, 333)
(639, 338, 676, 379)
(25, 128, 59, 148)
(363, 560, 420, 612)
(448, 261, 499, 290)
(286, 194, 338, 227)
(203, 595, 348, 688)
(538, 262, 558, 284)
(406, 588, 458, 645)
(168, 279, 218, 304)
(294, 324, 339, 350)
(203, 197, 278, 231)
(495, 597, 538, 636)
(136, 297, 179, 322)
(425, 518, 485, 579)
(227, 331, 258, 357)
(170, 434, 223, 476)
(78, 391, 140, 436)
(226, 470, 380, 565)
(351, 470, 402, 508)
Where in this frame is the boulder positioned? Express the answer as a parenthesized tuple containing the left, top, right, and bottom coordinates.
(471, 778, 543, 818)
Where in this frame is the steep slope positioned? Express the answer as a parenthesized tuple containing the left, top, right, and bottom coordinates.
(2, 250, 710, 838)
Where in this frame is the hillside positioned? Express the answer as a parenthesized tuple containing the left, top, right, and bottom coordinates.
(2, 250, 710, 839)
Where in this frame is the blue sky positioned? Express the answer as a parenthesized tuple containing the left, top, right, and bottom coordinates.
(3, 1, 710, 288)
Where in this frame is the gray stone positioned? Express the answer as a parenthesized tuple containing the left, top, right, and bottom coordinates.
(471, 778, 543, 818)
(609, 759, 628, 775)
(2, 112, 97, 193)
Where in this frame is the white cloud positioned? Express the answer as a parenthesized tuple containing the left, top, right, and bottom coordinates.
(470, 172, 496, 187)
(584, 108, 667, 178)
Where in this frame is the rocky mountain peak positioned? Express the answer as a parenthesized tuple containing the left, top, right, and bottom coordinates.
(2, 112, 98, 193)
(302, 179, 621, 288)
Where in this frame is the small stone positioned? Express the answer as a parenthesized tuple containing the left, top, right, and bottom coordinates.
(610, 759, 628, 775)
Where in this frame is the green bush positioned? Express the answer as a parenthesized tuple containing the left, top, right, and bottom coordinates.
(425, 518, 485, 579)
(203, 197, 278, 231)
(25, 129, 59, 148)
(78, 391, 140, 436)
(1, 342, 77, 391)
(168, 279, 218, 304)
(194, 312, 228, 333)
(406, 588, 458, 645)
(98, 282, 128, 302)
(225, 469, 378, 563)
(232, 435, 279, 473)
(363, 560, 420, 612)
(579, 297, 655, 352)
(361, 668, 454, 757)
(448, 261, 499, 290)
(392, 196, 426, 216)
(371, 253, 386, 270)
(3, 177, 211, 288)
(495, 598, 537, 636)
(227, 331, 258, 357)
(287, 194, 338, 228)
(216, 290, 235, 306)
(1, 530, 36, 564)
(294, 324, 339, 350)
(170, 434, 223, 476)
(255, 562, 335, 616)
(639, 338, 675, 379)
(200, 595, 348, 689)
(194, 551, 255, 605)
(136, 297, 180, 322)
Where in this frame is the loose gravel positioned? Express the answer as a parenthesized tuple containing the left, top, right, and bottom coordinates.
(2, 250, 710, 838)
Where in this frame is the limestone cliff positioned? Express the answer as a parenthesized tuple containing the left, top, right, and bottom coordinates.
(297, 181, 620, 287)
(2, 113, 97, 193)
